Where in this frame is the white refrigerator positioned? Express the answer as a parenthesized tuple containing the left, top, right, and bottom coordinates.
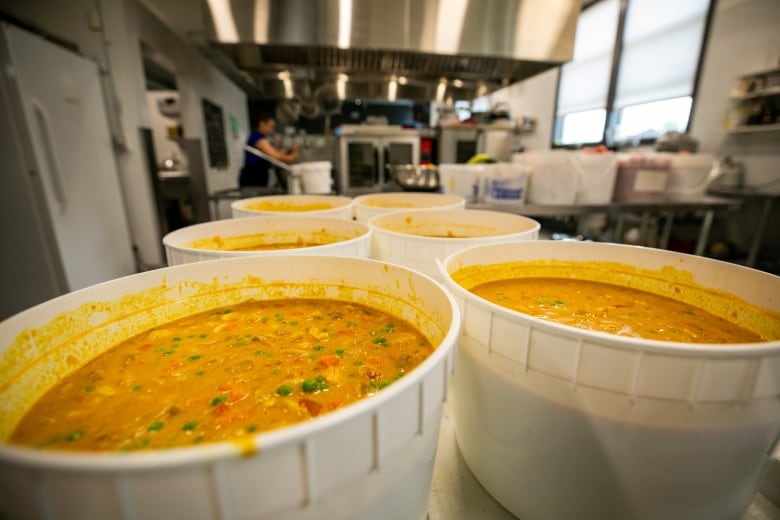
(0, 22, 136, 319)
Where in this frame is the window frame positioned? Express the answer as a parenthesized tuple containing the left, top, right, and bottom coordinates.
(551, 0, 716, 149)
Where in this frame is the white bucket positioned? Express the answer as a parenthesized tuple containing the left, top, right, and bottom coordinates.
(0, 255, 460, 520)
(523, 150, 579, 205)
(162, 216, 372, 265)
(368, 209, 539, 281)
(439, 164, 487, 201)
(231, 194, 354, 220)
(573, 153, 618, 204)
(293, 161, 333, 194)
(440, 241, 780, 520)
(661, 153, 717, 196)
(482, 162, 529, 204)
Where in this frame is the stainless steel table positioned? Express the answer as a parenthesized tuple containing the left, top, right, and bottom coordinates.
(468, 195, 742, 255)
(707, 186, 780, 268)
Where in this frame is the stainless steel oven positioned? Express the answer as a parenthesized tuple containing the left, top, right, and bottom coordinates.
(337, 126, 421, 194)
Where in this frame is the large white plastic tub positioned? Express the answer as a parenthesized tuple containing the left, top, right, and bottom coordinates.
(163, 216, 371, 265)
(661, 153, 717, 196)
(0, 255, 460, 520)
(352, 193, 466, 223)
(521, 150, 618, 205)
(369, 209, 539, 281)
(438, 164, 488, 201)
(440, 241, 780, 520)
(231, 194, 354, 219)
(290, 161, 334, 194)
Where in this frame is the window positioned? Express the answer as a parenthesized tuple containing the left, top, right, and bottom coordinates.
(553, 0, 711, 147)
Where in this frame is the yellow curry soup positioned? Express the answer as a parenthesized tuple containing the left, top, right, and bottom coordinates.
(9, 298, 433, 452)
(187, 231, 351, 251)
(469, 277, 770, 343)
(245, 202, 334, 212)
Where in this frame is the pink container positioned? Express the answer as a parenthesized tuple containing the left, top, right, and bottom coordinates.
(612, 153, 671, 202)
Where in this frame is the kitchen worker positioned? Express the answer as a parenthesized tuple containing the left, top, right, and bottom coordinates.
(238, 114, 299, 188)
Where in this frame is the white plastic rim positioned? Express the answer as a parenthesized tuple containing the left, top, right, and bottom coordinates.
(231, 194, 354, 219)
(352, 192, 466, 223)
(0, 255, 460, 520)
(162, 216, 371, 265)
(368, 209, 540, 280)
(439, 240, 780, 520)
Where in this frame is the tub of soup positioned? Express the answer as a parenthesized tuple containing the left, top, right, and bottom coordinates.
(368, 209, 539, 281)
(0, 255, 459, 520)
(352, 192, 466, 223)
(231, 194, 354, 219)
(163, 216, 371, 265)
(439, 241, 780, 520)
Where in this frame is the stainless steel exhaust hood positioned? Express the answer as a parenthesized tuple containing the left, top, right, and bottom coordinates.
(147, 0, 580, 102)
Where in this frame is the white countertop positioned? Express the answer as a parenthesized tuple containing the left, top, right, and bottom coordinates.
(427, 385, 780, 520)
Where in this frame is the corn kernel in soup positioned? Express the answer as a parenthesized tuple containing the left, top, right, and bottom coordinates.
(10, 299, 433, 452)
(471, 277, 764, 343)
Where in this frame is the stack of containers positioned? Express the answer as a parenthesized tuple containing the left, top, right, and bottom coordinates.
(438, 164, 488, 202)
(612, 152, 672, 202)
(657, 153, 717, 197)
(522, 150, 579, 205)
(481, 162, 529, 204)
(573, 151, 619, 204)
(519, 150, 618, 205)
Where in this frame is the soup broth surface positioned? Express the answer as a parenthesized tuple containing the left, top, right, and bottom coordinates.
(471, 277, 763, 343)
(245, 201, 333, 212)
(188, 232, 344, 251)
(10, 299, 432, 452)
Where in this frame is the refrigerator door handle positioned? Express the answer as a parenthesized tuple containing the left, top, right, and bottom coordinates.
(30, 97, 67, 213)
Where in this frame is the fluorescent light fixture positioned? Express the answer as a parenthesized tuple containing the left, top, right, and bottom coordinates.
(388, 75, 398, 101)
(338, 0, 353, 48)
(435, 79, 448, 103)
(278, 70, 294, 99)
(435, 0, 468, 53)
(206, 0, 239, 42)
(337, 73, 348, 100)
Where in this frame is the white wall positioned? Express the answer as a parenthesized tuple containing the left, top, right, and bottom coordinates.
(488, 68, 559, 151)
(691, 0, 780, 187)
(690, 0, 779, 255)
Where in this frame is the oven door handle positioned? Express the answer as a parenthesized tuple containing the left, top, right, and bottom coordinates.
(476, 127, 486, 155)
(374, 146, 381, 185)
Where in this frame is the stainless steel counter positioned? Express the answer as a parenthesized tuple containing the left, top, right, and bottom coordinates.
(707, 186, 780, 268)
(468, 194, 742, 254)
